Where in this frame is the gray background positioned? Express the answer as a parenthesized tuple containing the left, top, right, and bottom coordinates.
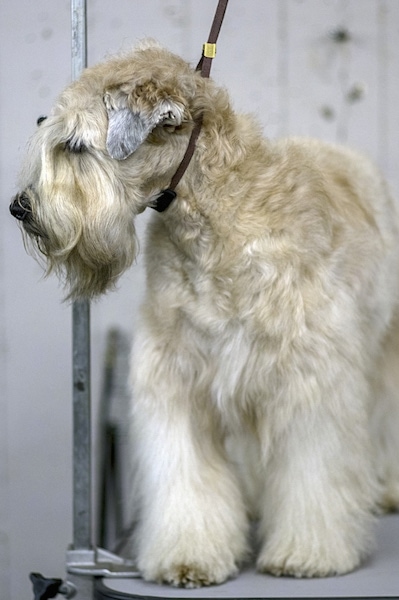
(1, 1, 399, 599)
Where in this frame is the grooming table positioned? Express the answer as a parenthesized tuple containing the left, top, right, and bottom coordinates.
(92, 515, 399, 600)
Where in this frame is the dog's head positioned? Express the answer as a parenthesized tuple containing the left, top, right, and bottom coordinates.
(10, 40, 206, 299)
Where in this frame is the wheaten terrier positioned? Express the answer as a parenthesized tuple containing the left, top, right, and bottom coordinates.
(10, 40, 399, 587)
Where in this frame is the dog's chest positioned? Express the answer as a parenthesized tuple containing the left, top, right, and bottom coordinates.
(181, 257, 258, 331)
(179, 257, 282, 413)
(149, 223, 303, 411)
(179, 243, 284, 337)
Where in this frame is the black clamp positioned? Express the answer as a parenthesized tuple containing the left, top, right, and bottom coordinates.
(30, 573, 75, 600)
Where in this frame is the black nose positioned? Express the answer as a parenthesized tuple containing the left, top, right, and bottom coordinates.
(10, 193, 32, 221)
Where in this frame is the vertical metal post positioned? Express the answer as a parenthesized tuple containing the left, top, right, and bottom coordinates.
(72, 300, 91, 550)
(71, 0, 87, 81)
(71, 0, 90, 551)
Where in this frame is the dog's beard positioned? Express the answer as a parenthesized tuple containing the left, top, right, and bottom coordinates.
(17, 190, 139, 300)
(15, 143, 143, 299)
(22, 223, 138, 300)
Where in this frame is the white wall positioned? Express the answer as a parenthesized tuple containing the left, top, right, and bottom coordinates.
(1, 1, 398, 598)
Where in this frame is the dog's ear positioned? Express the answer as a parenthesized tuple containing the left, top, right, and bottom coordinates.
(104, 90, 185, 160)
(104, 90, 151, 160)
(105, 104, 151, 161)
(153, 98, 186, 128)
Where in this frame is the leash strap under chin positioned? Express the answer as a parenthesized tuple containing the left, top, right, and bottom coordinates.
(152, 0, 229, 212)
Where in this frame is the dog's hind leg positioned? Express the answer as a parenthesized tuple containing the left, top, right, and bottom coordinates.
(128, 324, 249, 588)
(370, 310, 399, 513)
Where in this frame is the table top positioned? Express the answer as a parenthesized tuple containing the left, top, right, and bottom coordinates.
(95, 513, 399, 600)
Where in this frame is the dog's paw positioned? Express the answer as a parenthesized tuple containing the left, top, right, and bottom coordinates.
(257, 542, 362, 578)
(140, 555, 239, 588)
(154, 561, 238, 588)
(136, 505, 248, 587)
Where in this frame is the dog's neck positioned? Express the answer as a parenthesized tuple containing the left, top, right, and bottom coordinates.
(171, 111, 270, 220)
(139, 81, 272, 256)
(147, 114, 271, 268)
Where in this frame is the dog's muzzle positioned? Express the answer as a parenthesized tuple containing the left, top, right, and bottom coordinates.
(10, 192, 32, 222)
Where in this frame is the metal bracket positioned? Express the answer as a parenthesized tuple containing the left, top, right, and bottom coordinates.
(66, 547, 141, 579)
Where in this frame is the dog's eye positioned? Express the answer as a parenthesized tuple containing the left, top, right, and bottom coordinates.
(37, 116, 47, 126)
(64, 139, 87, 154)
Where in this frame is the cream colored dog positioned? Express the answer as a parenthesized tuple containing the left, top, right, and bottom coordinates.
(11, 40, 399, 587)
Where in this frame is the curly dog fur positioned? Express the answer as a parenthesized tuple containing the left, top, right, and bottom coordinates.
(11, 40, 399, 587)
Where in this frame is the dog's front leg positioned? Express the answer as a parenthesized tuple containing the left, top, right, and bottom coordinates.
(257, 369, 378, 578)
(129, 326, 249, 588)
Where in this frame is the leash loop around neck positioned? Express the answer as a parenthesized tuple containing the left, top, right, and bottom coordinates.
(152, 0, 229, 212)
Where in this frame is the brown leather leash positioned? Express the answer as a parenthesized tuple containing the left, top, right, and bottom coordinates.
(152, 0, 230, 212)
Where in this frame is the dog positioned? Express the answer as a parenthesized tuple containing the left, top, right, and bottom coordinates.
(10, 39, 399, 587)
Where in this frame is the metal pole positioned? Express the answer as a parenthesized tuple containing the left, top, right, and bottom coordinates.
(72, 300, 91, 550)
(71, 0, 90, 551)
(71, 0, 87, 81)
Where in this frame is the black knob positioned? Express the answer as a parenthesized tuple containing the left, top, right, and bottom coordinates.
(30, 572, 63, 600)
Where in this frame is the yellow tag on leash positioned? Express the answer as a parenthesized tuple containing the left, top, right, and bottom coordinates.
(203, 43, 217, 58)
